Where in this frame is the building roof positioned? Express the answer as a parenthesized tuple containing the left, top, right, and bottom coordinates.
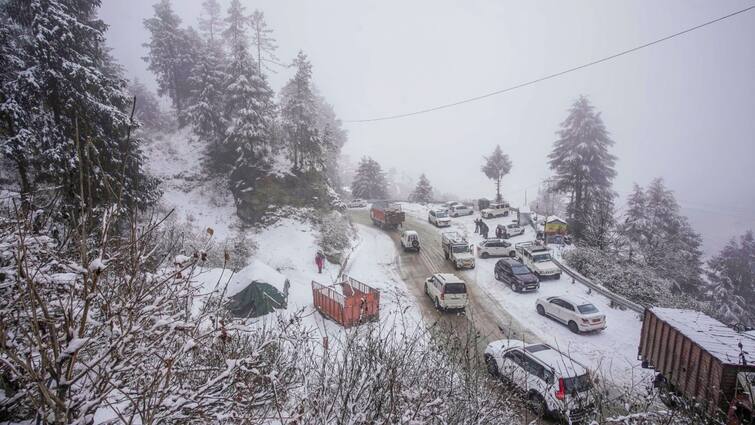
(545, 215, 567, 224)
(652, 307, 755, 366)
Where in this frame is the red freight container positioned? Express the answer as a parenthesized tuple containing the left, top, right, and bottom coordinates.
(312, 276, 380, 328)
(638, 307, 754, 423)
(370, 202, 405, 230)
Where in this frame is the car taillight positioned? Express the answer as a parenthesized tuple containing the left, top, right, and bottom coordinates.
(555, 377, 566, 400)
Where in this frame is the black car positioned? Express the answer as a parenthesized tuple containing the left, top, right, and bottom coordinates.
(494, 258, 540, 292)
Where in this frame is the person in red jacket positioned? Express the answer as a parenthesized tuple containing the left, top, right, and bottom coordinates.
(315, 251, 325, 274)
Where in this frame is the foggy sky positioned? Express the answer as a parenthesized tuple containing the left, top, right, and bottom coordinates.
(99, 0, 755, 256)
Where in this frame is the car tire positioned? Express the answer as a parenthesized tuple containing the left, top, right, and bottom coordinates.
(485, 354, 499, 377)
(481, 252, 490, 259)
(527, 392, 547, 418)
(568, 321, 580, 334)
(424, 282, 428, 295)
(536, 304, 545, 316)
(509, 251, 516, 257)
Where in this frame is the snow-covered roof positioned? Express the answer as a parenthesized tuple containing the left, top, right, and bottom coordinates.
(545, 215, 567, 224)
(652, 308, 755, 365)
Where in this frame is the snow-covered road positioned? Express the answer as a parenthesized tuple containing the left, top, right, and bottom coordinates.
(400, 203, 653, 388)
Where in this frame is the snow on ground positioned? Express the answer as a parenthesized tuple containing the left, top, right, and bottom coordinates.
(401, 202, 652, 388)
(144, 128, 239, 240)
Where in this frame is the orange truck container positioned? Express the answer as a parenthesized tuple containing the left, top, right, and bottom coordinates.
(312, 275, 380, 328)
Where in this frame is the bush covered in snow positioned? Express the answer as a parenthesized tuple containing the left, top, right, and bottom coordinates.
(317, 211, 355, 264)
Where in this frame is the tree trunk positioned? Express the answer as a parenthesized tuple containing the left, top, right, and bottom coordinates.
(496, 177, 502, 203)
(16, 157, 32, 212)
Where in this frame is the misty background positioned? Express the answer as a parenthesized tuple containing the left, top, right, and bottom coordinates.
(99, 0, 755, 257)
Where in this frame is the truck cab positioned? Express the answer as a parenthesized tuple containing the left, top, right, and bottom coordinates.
(441, 231, 475, 269)
(515, 242, 561, 279)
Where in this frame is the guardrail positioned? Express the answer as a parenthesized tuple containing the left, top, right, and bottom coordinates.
(551, 257, 645, 314)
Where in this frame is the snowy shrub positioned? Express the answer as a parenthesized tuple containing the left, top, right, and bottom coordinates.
(317, 210, 355, 264)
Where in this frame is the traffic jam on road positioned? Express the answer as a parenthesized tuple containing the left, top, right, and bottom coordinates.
(355, 199, 646, 423)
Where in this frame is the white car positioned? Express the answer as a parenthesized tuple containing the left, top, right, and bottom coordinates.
(484, 339, 596, 422)
(449, 204, 474, 217)
(347, 198, 367, 208)
(428, 209, 451, 227)
(497, 223, 525, 238)
(481, 202, 510, 219)
(400, 230, 420, 252)
(535, 295, 607, 334)
(424, 273, 468, 311)
(515, 242, 561, 279)
(477, 239, 516, 258)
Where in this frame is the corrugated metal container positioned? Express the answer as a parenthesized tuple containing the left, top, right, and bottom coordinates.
(312, 276, 380, 328)
(639, 307, 755, 418)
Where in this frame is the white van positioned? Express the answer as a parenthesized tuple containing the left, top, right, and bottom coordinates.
(424, 273, 468, 311)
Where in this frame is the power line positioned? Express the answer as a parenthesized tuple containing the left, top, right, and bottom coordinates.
(345, 5, 755, 123)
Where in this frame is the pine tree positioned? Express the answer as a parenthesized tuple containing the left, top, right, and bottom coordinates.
(223, 0, 247, 59)
(548, 96, 617, 240)
(351, 157, 387, 199)
(249, 10, 279, 75)
(707, 231, 755, 326)
(128, 79, 164, 131)
(184, 38, 228, 160)
(481, 145, 512, 203)
(280, 51, 323, 171)
(143, 0, 198, 118)
(314, 94, 347, 189)
(409, 174, 434, 203)
(1, 0, 159, 213)
(198, 0, 224, 43)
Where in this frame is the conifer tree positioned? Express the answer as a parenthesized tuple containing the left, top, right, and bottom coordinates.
(249, 10, 279, 75)
(223, 0, 247, 59)
(280, 51, 323, 171)
(548, 96, 616, 240)
(198, 0, 224, 43)
(707, 231, 754, 326)
(351, 157, 387, 199)
(410, 174, 434, 203)
(481, 145, 512, 202)
(128, 79, 164, 131)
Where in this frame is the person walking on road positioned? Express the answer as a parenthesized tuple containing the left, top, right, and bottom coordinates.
(315, 251, 325, 274)
(474, 218, 481, 233)
(480, 221, 489, 239)
(496, 225, 504, 239)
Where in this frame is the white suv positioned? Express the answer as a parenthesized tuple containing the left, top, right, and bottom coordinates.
(428, 209, 451, 227)
(424, 273, 468, 311)
(400, 230, 420, 252)
(484, 339, 596, 423)
(477, 239, 516, 258)
(449, 204, 473, 217)
(535, 295, 606, 334)
(481, 202, 510, 219)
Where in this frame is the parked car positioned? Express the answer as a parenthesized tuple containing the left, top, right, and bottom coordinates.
(515, 241, 561, 279)
(498, 223, 525, 238)
(494, 258, 540, 292)
(347, 198, 367, 208)
(424, 273, 468, 311)
(481, 202, 510, 219)
(477, 238, 516, 258)
(449, 204, 474, 217)
(441, 232, 475, 269)
(444, 201, 462, 210)
(400, 230, 420, 252)
(428, 209, 451, 227)
(484, 339, 596, 422)
(535, 295, 606, 334)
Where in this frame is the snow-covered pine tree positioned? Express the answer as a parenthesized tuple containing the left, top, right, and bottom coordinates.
(184, 37, 229, 163)
(707, 230, 755, 326)
(198, 0, 224, 43)
(351, 157, 387, 199)
(548, 96, 617, 241)
(128, 79, 165, 131)
(481, 145, 512, 203)
(143, 0, 198, 119)
(315, 94, 347, 190)
(581, 189, 617, 251)
(249, 10, 279, 75)
(0, 0, 159, 213)
(223, 0, 247, 59)
(280, 51, 324, 172)
(409, 174, 434, 203)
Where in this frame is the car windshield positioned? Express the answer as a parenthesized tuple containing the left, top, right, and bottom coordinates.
(436, 211, 448, 218)
(563, 374, 592, 393)
(452, 245, 470, 254)
(512, 265, 530, 275)
(577, 304, 599, 314)
(533, 253, 551, 262)
(444, 282, 466, 294)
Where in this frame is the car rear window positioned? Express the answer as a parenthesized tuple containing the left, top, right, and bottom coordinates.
(577, 304, 598, 314)
(443, 282, 466, 294)
(563, 374, 592, 392)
